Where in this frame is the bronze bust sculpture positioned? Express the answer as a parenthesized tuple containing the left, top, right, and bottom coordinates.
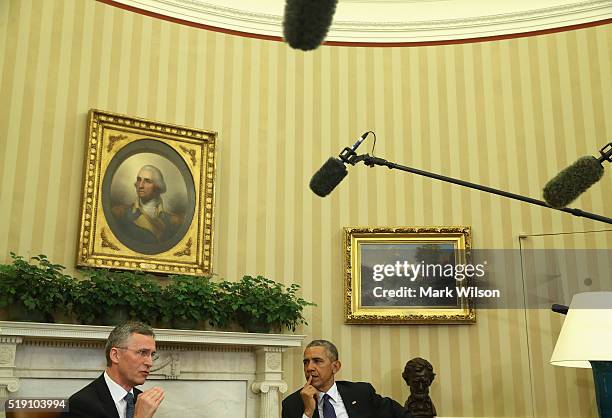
(402, 357, 437, 418)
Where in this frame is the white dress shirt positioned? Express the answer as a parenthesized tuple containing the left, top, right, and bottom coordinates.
(302, 382, 349, 418)
(104, 371, 134, 418)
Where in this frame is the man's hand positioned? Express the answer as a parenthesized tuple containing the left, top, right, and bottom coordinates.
(300, 375, 318, 417)
(134, 386, 165, 418)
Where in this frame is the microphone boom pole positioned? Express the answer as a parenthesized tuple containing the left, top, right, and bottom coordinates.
(344, 152, 612, 225)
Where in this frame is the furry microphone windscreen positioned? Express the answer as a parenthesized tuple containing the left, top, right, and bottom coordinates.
(283, 0, 339, 51)
(309, 157, 348, 197)
(543, 156, 604, 208)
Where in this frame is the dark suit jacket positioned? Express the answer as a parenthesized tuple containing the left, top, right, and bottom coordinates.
(281, 380, 413, 418)
(63, 374, 142, 418)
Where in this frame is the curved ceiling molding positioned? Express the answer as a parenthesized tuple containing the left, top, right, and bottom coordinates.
(112, 0, 612, 43)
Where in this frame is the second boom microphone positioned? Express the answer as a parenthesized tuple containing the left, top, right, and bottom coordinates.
(543, 143, 611, 208)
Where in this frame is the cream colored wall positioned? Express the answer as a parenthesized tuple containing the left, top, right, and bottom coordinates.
(0, 1, 611, 416)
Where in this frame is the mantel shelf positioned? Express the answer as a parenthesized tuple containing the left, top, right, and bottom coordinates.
(0, 321, 305, 348)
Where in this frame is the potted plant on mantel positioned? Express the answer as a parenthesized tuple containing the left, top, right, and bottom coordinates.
(0, 253, 73, 323)
(159, 275, 228, 330)
(0, 254, 314, 333)
(73, 269, 163, 326)
(220, 275, 315, 333)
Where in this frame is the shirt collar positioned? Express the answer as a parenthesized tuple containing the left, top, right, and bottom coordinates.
(104, 371, 133, 403)
(320, 382, 340, 403)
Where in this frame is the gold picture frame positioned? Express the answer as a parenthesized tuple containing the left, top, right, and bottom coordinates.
(344, 226, 476, 324)
(76, 109, 216, 275)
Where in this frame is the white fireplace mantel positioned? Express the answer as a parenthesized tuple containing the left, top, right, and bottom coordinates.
(0, 321, 305, 418)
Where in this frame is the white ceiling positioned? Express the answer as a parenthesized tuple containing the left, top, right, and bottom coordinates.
(116, 0, 611, 43)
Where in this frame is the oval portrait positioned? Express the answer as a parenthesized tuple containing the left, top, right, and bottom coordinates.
(101, 139, 196, 255)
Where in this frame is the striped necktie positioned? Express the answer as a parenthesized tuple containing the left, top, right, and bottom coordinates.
(125, 392, 135, 418)
(322, 393, 337, 418)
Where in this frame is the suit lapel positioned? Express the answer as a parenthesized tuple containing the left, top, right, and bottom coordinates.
(93, 374, 120, 418)
(337, 382, 364, 418)
(311, 396, 320, 418)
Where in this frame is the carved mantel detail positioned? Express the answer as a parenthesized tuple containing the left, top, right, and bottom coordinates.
(251, 347, 289, 418)
(0, 336, 23, 398)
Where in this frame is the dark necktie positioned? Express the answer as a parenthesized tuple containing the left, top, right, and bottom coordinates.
(322, 393, 337, 418)
(125, 392, 135, 418)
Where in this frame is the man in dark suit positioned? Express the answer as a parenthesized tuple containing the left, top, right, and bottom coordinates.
(282, 340, 413, 418)
(64, 321, 165, 418)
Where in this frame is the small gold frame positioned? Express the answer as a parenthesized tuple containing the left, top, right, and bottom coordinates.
(344, 226, 475, 324)
(76, 109, 216, 275)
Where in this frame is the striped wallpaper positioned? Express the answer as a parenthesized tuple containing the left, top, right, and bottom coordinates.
(0, 1, 611, 416)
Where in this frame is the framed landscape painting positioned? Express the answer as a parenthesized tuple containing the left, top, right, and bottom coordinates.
(344, 226, 476, 324)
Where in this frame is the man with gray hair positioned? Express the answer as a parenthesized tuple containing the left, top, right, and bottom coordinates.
(111, 165, 182, 245)
(65, 321, 165, 418)
(282, 339, 413, 418)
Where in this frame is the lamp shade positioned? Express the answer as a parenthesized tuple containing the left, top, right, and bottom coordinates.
(550, 292, 612, 368)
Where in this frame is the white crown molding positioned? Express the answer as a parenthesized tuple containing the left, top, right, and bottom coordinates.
(113, 0, 611, 43)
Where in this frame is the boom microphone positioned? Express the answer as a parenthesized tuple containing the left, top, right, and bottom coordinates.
(309, 158, 347, 197)
(309, 132, 370, 197)
(283, 0, 338, 51)
(543, 143, 612, 208)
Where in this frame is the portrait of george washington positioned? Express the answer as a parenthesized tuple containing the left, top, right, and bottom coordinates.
(102, 139, 196, 255)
